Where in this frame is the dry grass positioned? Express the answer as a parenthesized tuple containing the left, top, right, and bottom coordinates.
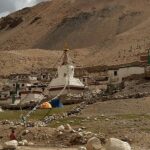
(0, 105, 75, 121)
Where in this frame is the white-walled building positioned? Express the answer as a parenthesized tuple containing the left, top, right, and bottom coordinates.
(108, 66, 145, 85)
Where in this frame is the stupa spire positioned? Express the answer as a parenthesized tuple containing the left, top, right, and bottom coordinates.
(62, 42, 70, 65)
(62, 48, 70, 65)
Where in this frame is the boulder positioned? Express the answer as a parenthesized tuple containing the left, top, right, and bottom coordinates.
(79, 146, 87, 150)
(22, 139, 28, 146)
(64, 124, 73, 132)
(18, 141, 24, 146)
(69, 132, 85, 145)
(28, 142, 34, 146)
(57, 125, 65, 132)
(105, 138, 131, 150)
(3, 140, 18, 149)
(86, 137, 102, 150)
(18, 139, 28, 146)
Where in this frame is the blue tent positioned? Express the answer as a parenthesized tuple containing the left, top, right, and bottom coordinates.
(50, 98, 63, 108)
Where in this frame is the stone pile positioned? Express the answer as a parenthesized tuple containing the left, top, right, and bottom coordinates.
(56, 124, 105, 146)
(18, 139, 34, 146)
(41, 102, 87, 125)
(79, 137, 131, 150)
(34, 121, 46, 127)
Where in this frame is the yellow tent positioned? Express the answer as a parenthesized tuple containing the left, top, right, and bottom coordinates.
(40, 102, 52, 109)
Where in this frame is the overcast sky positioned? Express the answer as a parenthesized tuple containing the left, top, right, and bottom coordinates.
(0, 0, 46, 18)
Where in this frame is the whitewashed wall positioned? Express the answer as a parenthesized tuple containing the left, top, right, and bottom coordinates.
(108, 66, 145, 84)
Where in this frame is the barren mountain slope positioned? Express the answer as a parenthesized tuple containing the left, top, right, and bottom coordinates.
(0, 0, 150, 50)
(0, 0, 150, 74)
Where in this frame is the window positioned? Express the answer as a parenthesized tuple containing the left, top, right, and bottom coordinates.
(114, 70, 118, 76)
(64, 73, 67, 77)
(43, 75, 46, 79)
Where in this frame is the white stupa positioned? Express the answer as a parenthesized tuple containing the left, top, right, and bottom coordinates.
(48, 49, 85, 96)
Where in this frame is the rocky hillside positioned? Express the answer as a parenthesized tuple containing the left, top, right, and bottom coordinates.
(0, 0, 150, 74)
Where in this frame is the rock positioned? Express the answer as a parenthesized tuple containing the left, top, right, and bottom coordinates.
(65, 124, 73, 132)
(57, 125, 65, 132)
(72, 129, 77, 133)
(22, 139, 28, 146)
(0, 106, 3, 112)
(18, 140, 33, 146)
(86, 137, 102, 150)
(2, 120, 12, 125)
(94, 118, 98, 121)
(78, 128, 83, 132)
(78, 132, 84, 137)
(35, 121, 46, 127)
(28, 142, 34, 146)
(25, 130, 29, 134)
(87, 117, 90, 120)
(85, 132, 92, 135)
(18, 140, 28, 146)
(81, 126, 86, 130)
(121, 136, 132, 144)
(9, 126, 17, 130)
(105, 118, 109, 121)
(3, 140, 18, 149)
(79, 146, 87, 150)
(58, 131, 63, 135)
(105, 138, 131, 150)
(18, 141, 24, 146)
(69, 133, 84, 145)
(22, 130, 29, 136)
(69, 120, 74, 123)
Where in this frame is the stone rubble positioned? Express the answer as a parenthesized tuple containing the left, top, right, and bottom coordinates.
(55, 124, 105, 147)
(55, 124, 132, 150)
(18, 139, 34, 147)
(0, 116, 132, 150)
